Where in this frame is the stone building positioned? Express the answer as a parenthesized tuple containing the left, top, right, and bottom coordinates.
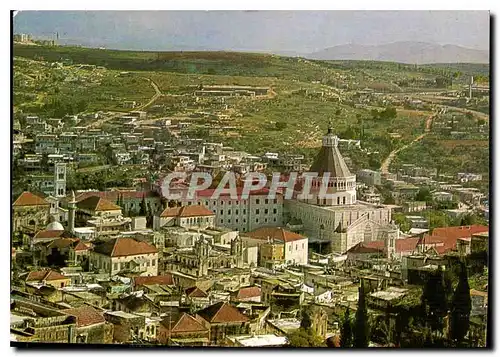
(90, 237, 159, 276)
(285, 124, 394, 254)
(13, 191, 51, 234)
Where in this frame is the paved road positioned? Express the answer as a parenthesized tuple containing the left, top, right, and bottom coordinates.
(380, 112, 435, 175)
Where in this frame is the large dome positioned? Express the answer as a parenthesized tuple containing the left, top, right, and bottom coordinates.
(46, 221, 64, 231)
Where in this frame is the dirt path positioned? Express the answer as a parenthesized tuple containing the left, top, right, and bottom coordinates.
(380, 112, 435, 175)
(85, 77, 163, 129)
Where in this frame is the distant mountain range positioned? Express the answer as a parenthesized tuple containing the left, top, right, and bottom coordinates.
(306, 41, 489, 64)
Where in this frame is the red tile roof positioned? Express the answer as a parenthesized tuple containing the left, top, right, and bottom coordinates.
(417, 225, 488, 255)
(185, 286, 208, 298)
(161, 313, 208, 333)
(13, 191, 49, 207)
(348, 237, 420, 255)
(73, 241, 90, 251)
(134, 274, 174, 287)
(431, 225, 488, 240)
(76, 195, 121, 212)
(26, 269, 68, 282)
(74, 190, 158, 202)
(235, 286, 261, 300)
(245, 227, 306, 243)
(63, 306, 106, 327)
(47, 238, 79, 250)
(92, 237, 158, 257)
(193, 188, 277, 199)
(197, 302, 249, 324)
(34, 230, 67, 239)
(160, 205, 215, 218)
(347, 242, 383, 254)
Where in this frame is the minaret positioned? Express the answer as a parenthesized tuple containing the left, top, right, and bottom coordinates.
(68, 190, 76, 234)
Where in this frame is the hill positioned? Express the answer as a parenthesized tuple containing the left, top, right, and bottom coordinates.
(308, 41, 489, 64)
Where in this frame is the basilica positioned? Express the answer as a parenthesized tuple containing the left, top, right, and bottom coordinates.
(285, 124, 398, 254)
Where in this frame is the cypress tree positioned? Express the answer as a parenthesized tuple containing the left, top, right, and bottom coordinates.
(422, 266, 448, 334)
(139, 194, 147, 216)
(340, 307, 353, 348)
(449, 262, 472, 345)
(353, 281, 370, 348)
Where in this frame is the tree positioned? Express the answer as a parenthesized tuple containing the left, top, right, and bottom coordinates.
(415, 187, 432, 203)
(287, 328, 326, 347)
(139, 194, 147, 216)
(353, 282, 370, 347)
(449, 262, 472, 345)
(340, 308, 353, 348)
(393, 213, 411, 233)
(300, 309, 312, 330)
(421, 266, 449, 334)
(275, 121, 287, 130)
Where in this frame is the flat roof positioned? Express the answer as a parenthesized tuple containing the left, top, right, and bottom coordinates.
(228, 334, 288, 347)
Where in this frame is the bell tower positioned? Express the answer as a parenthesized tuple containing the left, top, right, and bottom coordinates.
(54, 162, 67, 198)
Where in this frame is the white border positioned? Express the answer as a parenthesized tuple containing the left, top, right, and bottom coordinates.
(3, 3, 497, 357)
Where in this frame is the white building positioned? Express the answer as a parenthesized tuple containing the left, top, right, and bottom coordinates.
(181, 188, 284, 233)
(90, 237, 159, 276)
(243, 227, 308, 266)
(285, 123, 394, 254)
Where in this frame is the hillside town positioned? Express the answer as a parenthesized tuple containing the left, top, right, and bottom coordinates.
(11, 107, 489, 346)
(12, 19, 489, 348)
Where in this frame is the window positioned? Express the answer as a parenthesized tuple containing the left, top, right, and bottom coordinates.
(236, 219, 239, 223)
(289, 245, 292, 252)
(256, 209, 260, 214)
(256, 199, 260, 204)
(243, 209, 246, 215)
(220, 210, 224, 215)
(265, 199, 268, 204)
(256, 218, 259, 223)
(273, 208, 277, 214)
(228, 210, 231, 215)
(152, 259, 156, 266)
(274, 199, 278, 204)
(228, 201, 231, 205)
(227, 219, 231, 224)
(273, 218, 276, 222)
(220, 219, 223, 224)
(113, 263, 118, 270)
(236, 209, 239, 215)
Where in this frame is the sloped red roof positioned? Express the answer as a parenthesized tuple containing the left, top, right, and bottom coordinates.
(161, 313, 208, 333)
(13, 191, 49, 207)
(245, 227, 306, 243)
(134, 274, 174, 287)
(74, 190, 158, 203)
(93, 237, 158, 257)
(73, 241, 89, 251)
(77, 195, 121, 212)
(431, 225, 488, 240)
(47, 238, 79, 249)
(160, 205, 215, 218)
(347, 242, 383, 254)
(236, 286, 261, 300)
(185, 286, 208, 298)
(26, 269, 68, 282)
(194, 188, 274, 199)
(349, 237, 420, 254)
(34, 230, 67, 239)
(197, 302, 249, 324)
(64, 306, 106, 327)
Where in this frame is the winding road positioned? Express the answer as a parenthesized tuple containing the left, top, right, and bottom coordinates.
(380, 112, 435, 175)
(85, 77, 162, 129)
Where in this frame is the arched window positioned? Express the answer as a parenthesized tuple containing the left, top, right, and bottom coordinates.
(337, 197, 340, 205)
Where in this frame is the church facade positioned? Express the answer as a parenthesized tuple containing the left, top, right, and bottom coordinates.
(285, 124, 395, 254)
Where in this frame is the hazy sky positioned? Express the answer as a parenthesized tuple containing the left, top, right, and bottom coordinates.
(13, 11, 490, 53)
